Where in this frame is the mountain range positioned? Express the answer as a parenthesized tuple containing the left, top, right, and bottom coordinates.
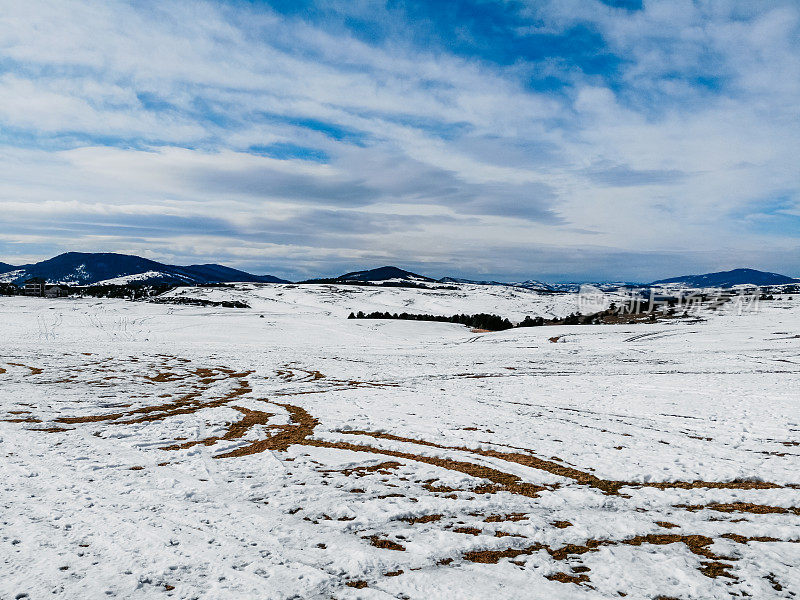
(0, 253, 797, 289)
(650, 268, 799, 288)
(0, 252, 288, 286)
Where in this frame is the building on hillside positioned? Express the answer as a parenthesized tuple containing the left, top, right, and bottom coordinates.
(45, 285, 67, 298)
(23, 277, 46, 297)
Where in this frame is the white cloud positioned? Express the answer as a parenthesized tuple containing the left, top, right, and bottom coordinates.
(0, 0, 798, 278)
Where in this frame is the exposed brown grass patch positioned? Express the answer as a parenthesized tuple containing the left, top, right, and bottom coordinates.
(399, 514, 443, 525)
(305, 438, 548, 498)
(676, 502, 800, 515)
(30, 426, 72, 433)
(464, 543, 547, 564)
(161, 406, 274, 451)
(622, 534, 725, 560)
(341, 461, 402, 477)
(546, 572, 590, 584)
(461, 530, 796, 580)
(453, 527, 482, 536)
(7, 363, 42, 375)
(337, 429, 789, 493)
(484, 513, 527, 523)
(720, 533, 782, 544)
(699, 561, 737, 579)
(56, 366, 255, 426)
(215, 403, 318, 458)
(364, 536, 406, 551)
(146, 372, 185, 383)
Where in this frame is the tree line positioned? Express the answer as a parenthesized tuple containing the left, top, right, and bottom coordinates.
(346, 307, 649, 331)
(346, 311, 594, 331)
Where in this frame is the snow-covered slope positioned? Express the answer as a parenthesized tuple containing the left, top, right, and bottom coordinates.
(92, 270, 185, 286)
(652, 268, 798, 288)
(1, 288, 798, 599)
(0, 269, 25, 283)
(160, 281, 600, 321)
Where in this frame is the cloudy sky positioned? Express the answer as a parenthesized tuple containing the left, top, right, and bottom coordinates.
(0, 0, 798, 281)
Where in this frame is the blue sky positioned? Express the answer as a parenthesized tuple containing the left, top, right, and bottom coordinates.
(0, 0, 798, 281)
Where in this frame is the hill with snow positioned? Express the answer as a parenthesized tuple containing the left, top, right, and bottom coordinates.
(0, 252, 288, 286)
(651, 268, 798, 288)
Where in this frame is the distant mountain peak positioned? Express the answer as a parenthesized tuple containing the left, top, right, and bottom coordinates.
(437, 276, 507, 286)
(651, 268, 798, 288)
(0, 252, 288, 286)
(511, 279, 554, 290)
(337, 266, 435, 282)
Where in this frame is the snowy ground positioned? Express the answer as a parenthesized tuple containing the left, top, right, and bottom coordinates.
(1, 285, 798, 599)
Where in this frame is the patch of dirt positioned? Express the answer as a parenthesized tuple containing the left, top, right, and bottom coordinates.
(462, 531, 797, 580)
(146, 371, 184, 383)
(161, 406, 274, 451)
(7, 363, 43, 375)
(464, 543, 547, 564)
(337, 429, 789, 493)
(30, 426, 72, 433)
(622, 534, 726, 561)
(341, 461, 402, 477)
(452, 527, 482, 536)
(646, 479, 781, 491)
(765, 572, 784, 591)
(305, 438, 548, 498)
(494, 531, 524, 538)
(698, 561, 737, 579)
(56, 365, 255, 426)
(399, 514, 443, 525)
(720, 533, 781, 544)
(546, 572, 590, 584)
(363, 536, 406, 551)
(484, 513, 527, 523)
(675, 502, 800, 515)
(215, 403, 318, 458)
(384, 570, 404, 577)
(551, 520, 573, 529)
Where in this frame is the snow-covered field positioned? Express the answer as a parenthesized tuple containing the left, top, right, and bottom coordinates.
(1, 285, 798, 599)
(160, 282, 607, 321)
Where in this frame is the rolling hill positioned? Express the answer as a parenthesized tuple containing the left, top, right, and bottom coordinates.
(651, 268, 798, 288)
(302, 265, 436, 284)
(0, 252, 288, 286)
